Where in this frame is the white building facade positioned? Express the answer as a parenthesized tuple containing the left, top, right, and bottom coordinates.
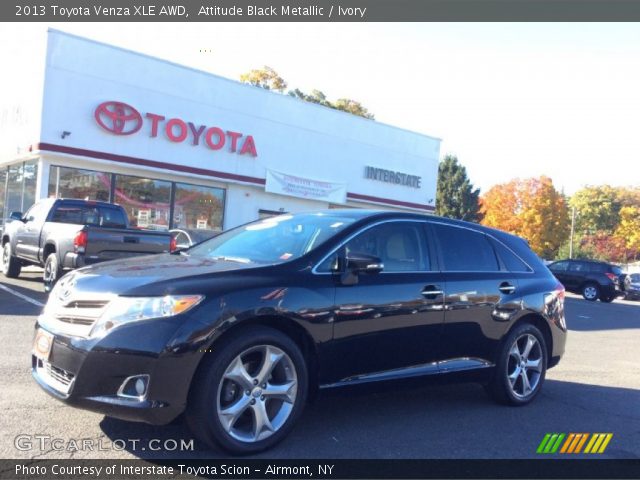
(0, 30, 440, 233)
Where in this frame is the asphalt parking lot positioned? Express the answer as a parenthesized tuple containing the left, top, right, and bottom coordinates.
(0, 270, 638, 460)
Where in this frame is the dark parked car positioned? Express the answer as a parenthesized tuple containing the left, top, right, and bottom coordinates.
(2, 198, 175, 291)
(170, 228, 219, 249)
(32, 211, 567, 454)
(625, 273, 640, 300)
(547, 259, 623, 302)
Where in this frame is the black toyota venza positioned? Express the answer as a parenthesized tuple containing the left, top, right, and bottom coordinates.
(32, 210, 566, 454)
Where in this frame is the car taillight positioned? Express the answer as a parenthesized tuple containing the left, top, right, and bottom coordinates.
(605, 273, 617, 283)
(74, 230, 88, 253)
(170, 236, 177, 252)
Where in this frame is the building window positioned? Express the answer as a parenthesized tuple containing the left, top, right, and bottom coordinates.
(173, 182, 225, 232)
(0, 168, 6, 228)
(2, 160, 38, 221)
(48, 166, 111, 202)
(114, 174, 171, 230)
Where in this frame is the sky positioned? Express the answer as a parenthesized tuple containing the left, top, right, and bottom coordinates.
(1, 22, 639, 195)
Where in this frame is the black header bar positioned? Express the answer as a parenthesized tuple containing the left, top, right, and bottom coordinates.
(7, 0, 640, 22)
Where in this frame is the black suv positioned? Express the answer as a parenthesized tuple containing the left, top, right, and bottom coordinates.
(32, 211, 567, 454)
(547, 259, 623, 302)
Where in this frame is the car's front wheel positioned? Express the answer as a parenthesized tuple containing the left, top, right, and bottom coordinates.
(487, 323, 547, 406)
(186, 326, 308, 454)
(2, 242, 21, 278)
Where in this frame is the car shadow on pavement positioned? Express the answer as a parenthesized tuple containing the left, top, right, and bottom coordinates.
(98, 378, 640, 460)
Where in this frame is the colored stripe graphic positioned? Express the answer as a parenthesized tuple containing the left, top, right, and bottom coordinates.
(537, 433, 565, 454)
(539, 433, 613, 454)
(585, 433, 613, 454)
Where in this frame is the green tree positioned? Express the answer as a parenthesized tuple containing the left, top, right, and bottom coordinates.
(435, 155, 481, 222)
(569, 185, 622, 234)
(241, 68, 374, 119)
(239, 66, 288, 92)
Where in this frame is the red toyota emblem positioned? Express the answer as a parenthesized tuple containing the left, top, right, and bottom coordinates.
(94, 101, 143, 135)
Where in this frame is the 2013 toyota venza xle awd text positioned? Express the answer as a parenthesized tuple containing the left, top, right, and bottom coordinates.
(32, 211, 566, 454)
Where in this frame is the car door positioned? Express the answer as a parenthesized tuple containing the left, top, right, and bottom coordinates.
(429, 222, 523, 366)
(566, 261, 589, 290)
(548, 260, 570, 287)
(322, 220, 445, 384)
(14, 202, 48, 261)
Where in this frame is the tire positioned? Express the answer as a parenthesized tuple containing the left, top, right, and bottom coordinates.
(1, 242, 21, 278)
(487, 323, 548, 406)
(186, 326, 308, 454)
(582, 283, 600, 301)
(43, 253, 62, 293)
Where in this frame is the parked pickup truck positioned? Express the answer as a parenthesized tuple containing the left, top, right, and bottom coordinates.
(1, 198, 175, 291)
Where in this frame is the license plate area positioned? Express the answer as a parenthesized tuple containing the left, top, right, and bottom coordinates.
(33, 329, 54, 361)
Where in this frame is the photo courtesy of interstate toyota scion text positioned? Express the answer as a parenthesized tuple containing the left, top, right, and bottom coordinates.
(31, 210, 567, 454)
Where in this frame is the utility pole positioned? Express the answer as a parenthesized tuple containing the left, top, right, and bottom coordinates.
(569, 206, 576, 259)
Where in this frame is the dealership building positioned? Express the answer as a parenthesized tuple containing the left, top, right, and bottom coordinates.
(0, 29, 440, 233)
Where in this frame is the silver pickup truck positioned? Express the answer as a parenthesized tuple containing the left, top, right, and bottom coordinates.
(1, 198, 174, 291)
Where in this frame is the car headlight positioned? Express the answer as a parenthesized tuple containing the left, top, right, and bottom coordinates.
(90, 295, 203, 338)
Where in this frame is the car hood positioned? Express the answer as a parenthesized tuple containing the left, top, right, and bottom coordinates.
(61, 253, 263, 296)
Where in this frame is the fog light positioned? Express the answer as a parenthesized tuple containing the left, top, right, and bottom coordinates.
(135, 378, 145, 396)
(117, 374, 149, 400)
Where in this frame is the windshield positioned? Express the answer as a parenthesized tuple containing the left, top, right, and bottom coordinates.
(187, 213, 356, 264)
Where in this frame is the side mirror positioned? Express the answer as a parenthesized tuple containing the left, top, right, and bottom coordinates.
(346, 253, 384, 274)
(9, 211, 23, 222)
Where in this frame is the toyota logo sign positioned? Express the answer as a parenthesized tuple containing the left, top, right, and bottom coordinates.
(94, 101, 143, 135)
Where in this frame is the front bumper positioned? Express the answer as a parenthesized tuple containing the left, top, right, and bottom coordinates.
(31, 317, 203, 425)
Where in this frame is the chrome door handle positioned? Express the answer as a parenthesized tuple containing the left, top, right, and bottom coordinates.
(499, 282, 516, 294)
(422, 285, 444, 297)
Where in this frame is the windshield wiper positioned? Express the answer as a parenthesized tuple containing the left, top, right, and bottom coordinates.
(211, 255, 251, 264)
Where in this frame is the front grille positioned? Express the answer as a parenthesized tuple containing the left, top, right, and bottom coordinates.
(35, 359, 75, 395)
(64, 300, 109, 309)
(39, 293, 114, 338)
(55, 316, 96, 326)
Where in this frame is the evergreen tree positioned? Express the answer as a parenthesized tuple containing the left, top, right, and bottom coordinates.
(435, 155, 481, 222)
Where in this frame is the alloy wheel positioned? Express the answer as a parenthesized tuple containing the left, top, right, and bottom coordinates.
(583, 285, 598, 300)
(2, 244, 9, 273)
(506, 333, 543, 399)
(216, 345, 298, 443)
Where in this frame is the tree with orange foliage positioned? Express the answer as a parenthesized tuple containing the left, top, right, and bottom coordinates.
(480, 177, 569, 259)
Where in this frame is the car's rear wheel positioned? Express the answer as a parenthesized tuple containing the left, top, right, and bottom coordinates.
(186, 327, 308, 454)
(582, 283, 600, 301)
(487, 323, 547, 406)
(43, 253, 62, 293)
(2, 242, 21, 278)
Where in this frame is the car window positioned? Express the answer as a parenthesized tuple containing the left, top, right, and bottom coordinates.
(349, 222, 429, 272)
(24, 202, 49, 223)
(316, 221, 431, 273)
(568, 262, 588, 272)
(549, 261, 569, 272)
(174, 232, 190, 248)
(589, 263, 606, 273)
(50, 204, 127, 227)
(189, 213, 356, 265)
(432, 223, 499, 272)
(611, 266, 623, 275)
(630, 273, 640, 282)
(489, 238, 532, 272)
